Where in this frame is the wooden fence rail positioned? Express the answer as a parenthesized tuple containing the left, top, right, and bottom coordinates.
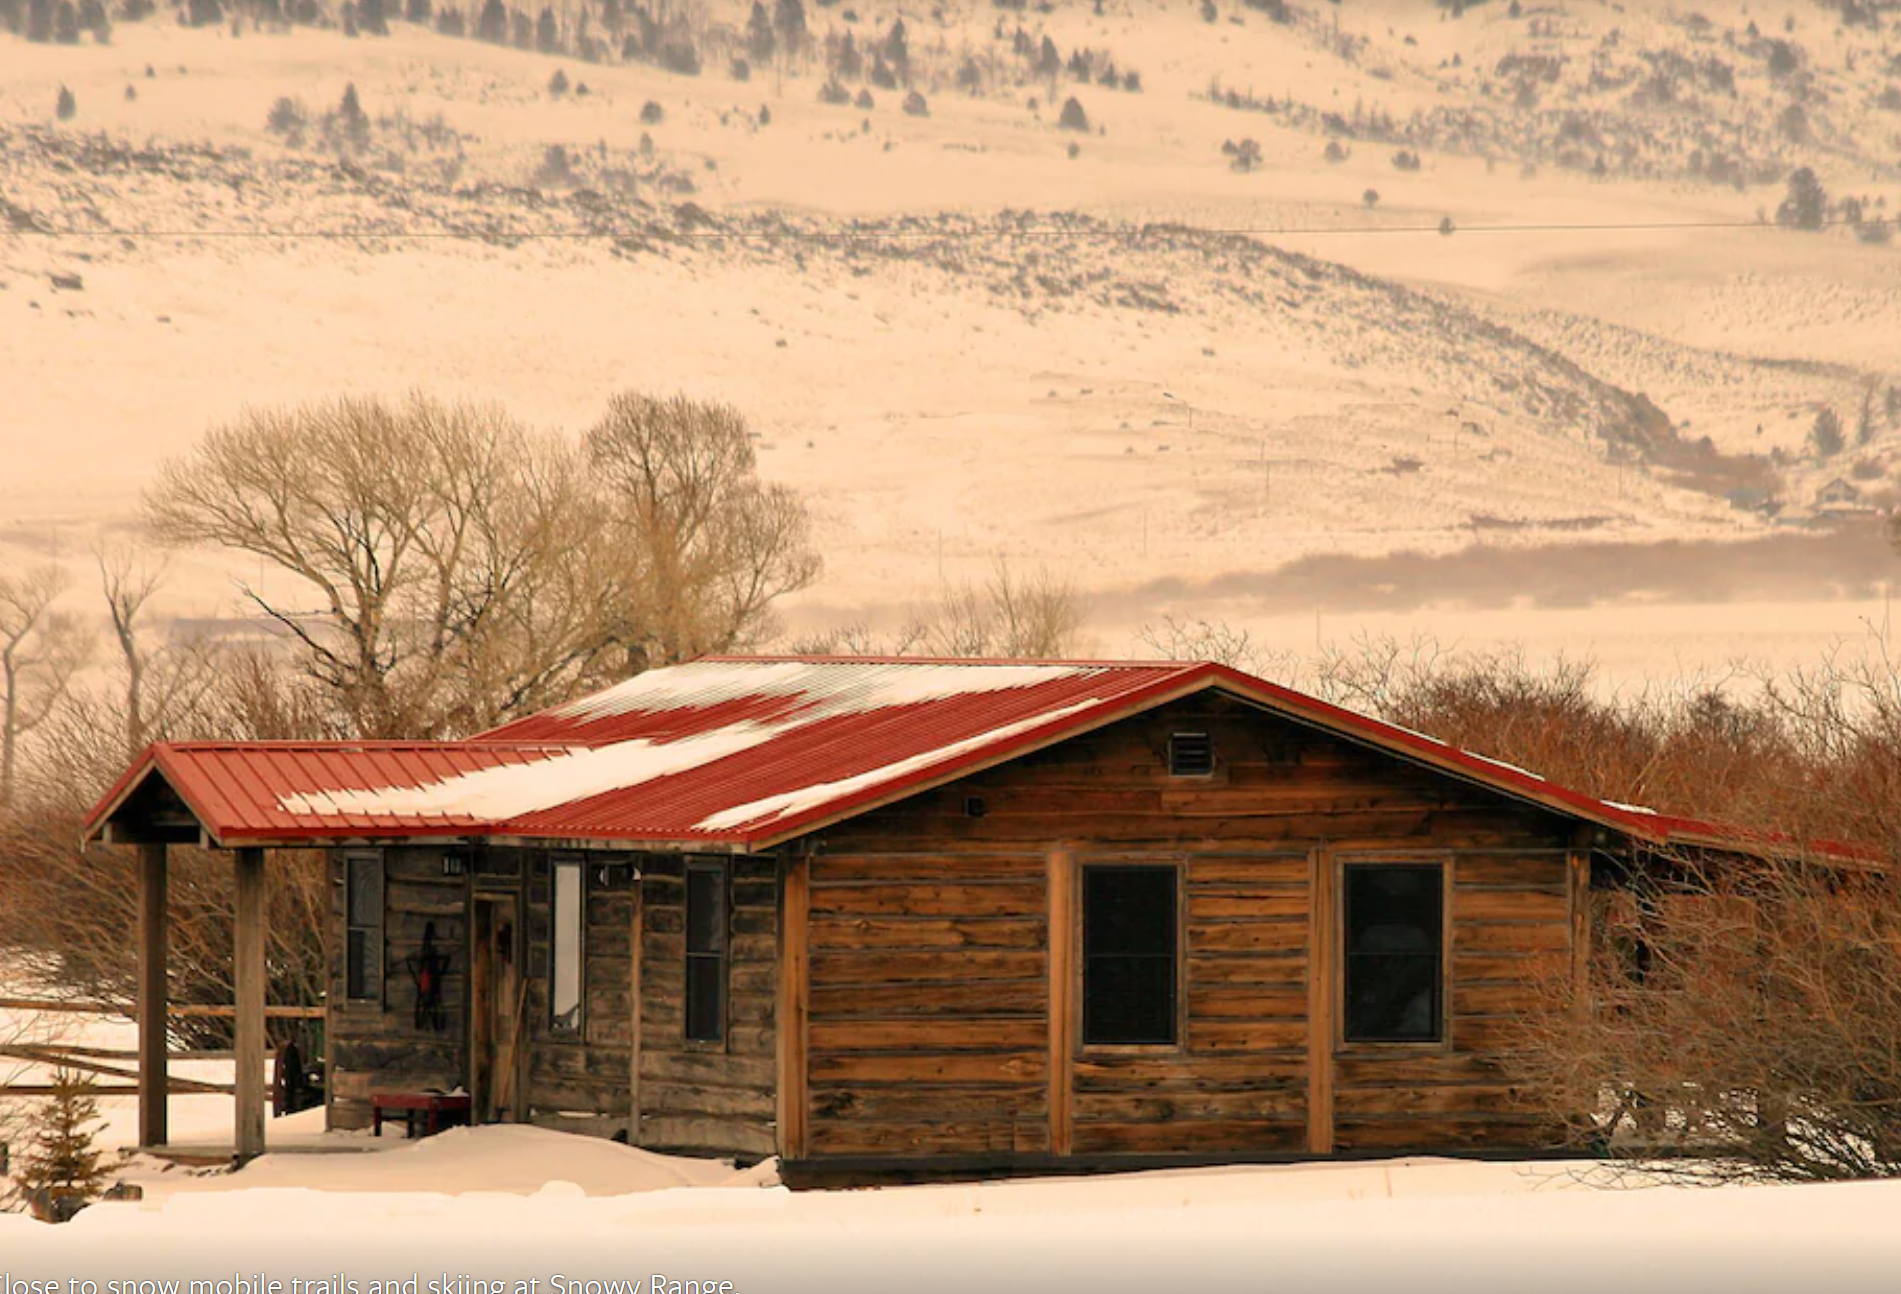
(0, 996, 323, 1019)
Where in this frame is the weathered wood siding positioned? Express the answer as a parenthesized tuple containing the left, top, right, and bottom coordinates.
(326, 846, 468, 1130)
(804, 848, 1051, 1158)
(796, 691, 1577, 1163)
(634, 853, 779, 1159)
(519, 851, 637, 1133)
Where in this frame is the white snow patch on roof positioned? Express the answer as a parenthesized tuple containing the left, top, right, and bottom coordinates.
(550, 659, 1109, 724)
(696, 699, 1103, 833)
(1605, 800, 1659, 816)
(1464, 751, 1546, 782)
(279, 724, 783, 820)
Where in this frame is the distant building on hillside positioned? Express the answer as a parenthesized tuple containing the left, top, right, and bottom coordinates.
(1815, 477, 1862, 508)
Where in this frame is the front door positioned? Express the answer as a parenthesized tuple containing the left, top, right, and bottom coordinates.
(470, 894, 523, 1123)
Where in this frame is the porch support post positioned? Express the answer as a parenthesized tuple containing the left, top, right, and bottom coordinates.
(234, 846, 267, 1163)
(138, 842, 169, 1149)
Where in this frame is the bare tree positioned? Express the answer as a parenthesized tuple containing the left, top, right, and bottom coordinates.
(145, 394, 635, 738)
(1133, 614, 1296, 675)
(586, 392, 822, 669)
(94, 543, 224, 759)
(0, 565, 93, 810)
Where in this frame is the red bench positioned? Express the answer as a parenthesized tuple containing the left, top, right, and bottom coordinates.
(370, 1091, 472, 1138)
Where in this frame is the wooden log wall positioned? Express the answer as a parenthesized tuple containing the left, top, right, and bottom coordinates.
(632, 852, 779, 1160)
(326, 846, 469, 1130)
(798, 692, 1579, 1163)
(520, 851, 637, 1131)
(803, 848, 1051, 1158)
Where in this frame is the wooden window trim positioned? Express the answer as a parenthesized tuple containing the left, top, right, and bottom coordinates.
(1074, 856, 1188, 1056)
(1332, 851, 1454, 1056)
(342, 850, 385, 1007)
(550, 855, 586, 1036)
(683, 857, 729, 1051)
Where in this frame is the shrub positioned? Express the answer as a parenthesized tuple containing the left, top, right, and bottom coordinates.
(902, 89, 927, 116)
(854, 87, 874, 109)
(1392, 148, 1421, 171)
(818, 76, 850, 105)
(1362, 187, 1379, 207)
(1437, 215, 1455, 235)
(657, 37, 700, 75)
(1776, 167, 1827, 231)
(533, 142, 575, 187)
(640, 99, 664, 124)
(1228, 137, 1261, 172)
(548, 67, 569, 95)
(1057, 95, 1088, 131)
(266, 95, 306, 136)
(729, 56, 751, 80)
(1066, 140, 1079, 158)
(1323, 139, 1348, 163)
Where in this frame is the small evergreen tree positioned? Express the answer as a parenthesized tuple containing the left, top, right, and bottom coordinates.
(535, 4, 556, 51)
(16, 1069, 109, 1217)
(406, 0, 430, 22)
(185, 0, 220, 27)
(773, 0, 804, 56)
(1057, 95, 1088, 131)
(55, 84, 76, 118)
(52, 0, 76, 41)
(1776, 167, 1827, 231)
(549, 67, 569, 94)
(746, 1, 773, 61)
(1811, 407, 1845, 458)
(882, 16, 907, 81)
(337, 82, 369, 150)
(476, 0, 504, 40)
(835, 29, 861, 77)
(25, 0, 52, 39)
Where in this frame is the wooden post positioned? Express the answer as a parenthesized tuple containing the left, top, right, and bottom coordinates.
(233, 847, 267, 1162)
(1046, 843, 1074, 1158)
(137, 842, 168, 1149)
(628, 870, 643, 1145)
(775, 851, 809, 1163)
(1306, 846, 1335, 1155)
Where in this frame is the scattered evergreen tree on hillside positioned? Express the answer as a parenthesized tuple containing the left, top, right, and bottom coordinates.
(55, 83, 75, 118)
(882, 16, 908, 81)
(746, 1, 773, 62)
(1776, 167, 1827, 230)
(186, 0, 220, 26)
(1057, 95, 1088, 131)
(476, 0, 504, 40)
(406, 0, 430, 22)
(835, 29, 861, 78)
(773, 0, 804, 56)
(52, 0, 76, 41)
(25, 0, 52, 40)
(535, 4, 557, 51)
(1811, 407, 1845, 458)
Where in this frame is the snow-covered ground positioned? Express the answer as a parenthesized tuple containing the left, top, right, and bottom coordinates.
(4, 1129, 1900, 1293)
(5, 998, 1900, 1291)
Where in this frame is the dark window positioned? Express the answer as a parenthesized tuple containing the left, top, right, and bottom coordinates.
(685, 861, 727, 1043)
(551, 859, 584, 1033)
(344, 853, 384, 1002)
(1343, 864, 1443, 1043)
(1168, 731, 1215, 777)
(1082, 865, 1177, 1045)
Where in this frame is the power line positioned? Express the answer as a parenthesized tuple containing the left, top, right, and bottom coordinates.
(5, 216, 1869, 241)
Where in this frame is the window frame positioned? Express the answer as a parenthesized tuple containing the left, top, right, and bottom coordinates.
(1334, 853, 1452, 1051)
(1076, 857, 1187, 1054)
(342, 850, 385, 1005)
(549, 855, 586, 1036)
(683, 857, 729, 1048)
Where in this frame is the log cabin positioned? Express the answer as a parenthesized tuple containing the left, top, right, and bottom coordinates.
(80, 656, 1799, 1176)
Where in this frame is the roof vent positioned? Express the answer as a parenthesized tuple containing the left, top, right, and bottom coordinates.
(1168, 732, 1215, 777)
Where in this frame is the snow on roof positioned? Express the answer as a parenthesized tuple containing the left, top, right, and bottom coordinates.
(695, 699, 1100, 833)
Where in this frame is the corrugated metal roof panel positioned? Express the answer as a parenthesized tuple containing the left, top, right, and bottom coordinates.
(79, 656, 1863, 863)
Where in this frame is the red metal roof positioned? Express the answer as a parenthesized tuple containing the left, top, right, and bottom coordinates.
(80, 655, 1859, 861)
